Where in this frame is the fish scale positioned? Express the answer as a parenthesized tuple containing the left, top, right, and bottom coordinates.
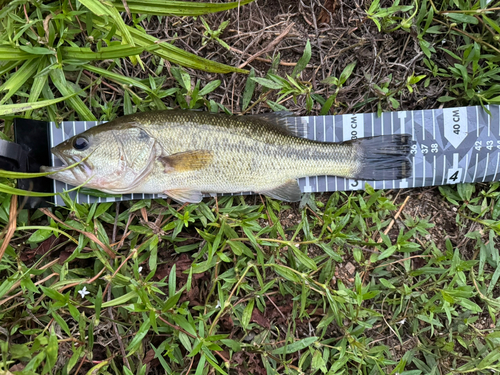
(139, 114, 361, 193)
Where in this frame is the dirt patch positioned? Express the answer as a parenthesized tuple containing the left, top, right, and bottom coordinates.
(100, 0, 450, 120)
(397, 187, 460, 251)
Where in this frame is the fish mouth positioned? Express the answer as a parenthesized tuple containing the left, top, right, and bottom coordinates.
(40, 150, 92, 176)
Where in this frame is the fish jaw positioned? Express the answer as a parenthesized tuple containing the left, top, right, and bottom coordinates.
(40, 149, 94, 186)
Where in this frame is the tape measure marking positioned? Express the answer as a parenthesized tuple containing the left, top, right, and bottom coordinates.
(313, 115, 319, 192)
(473, 153, 479, 182)
(494, 153, 500, 181)
(463, 153, 469, 184)
(483, 153, 490, 182)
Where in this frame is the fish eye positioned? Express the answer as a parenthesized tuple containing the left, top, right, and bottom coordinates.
(72, 137, 89, 151)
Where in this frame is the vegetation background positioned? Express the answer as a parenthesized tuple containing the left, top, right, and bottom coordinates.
(1, 0, 500, 374)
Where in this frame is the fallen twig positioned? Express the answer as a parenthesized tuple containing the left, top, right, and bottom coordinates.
(238, 22, 295, 69)
(40, 208, 116, 259)
(0, 195, 18, 263)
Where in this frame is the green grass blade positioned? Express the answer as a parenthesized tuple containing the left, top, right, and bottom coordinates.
(0, 165, 95, 198)
(0, 157, 89, 179)
(48, 68, 96, 121)
(483, 15, 500, 35)
(111, 0, 255, 16)
(81, 64, 152, 92)
(0, 93, 77, 116)
(0, 58, 39, 104)
(94, 20, 247, 74)
(108, 6, 142, 67)
(24, 57, 48, 118)
(62, 45, 155, 60)
(93, 291, 139, 308)
(87, 13, 247, 73)
(0, 183, 56, 197)
(242, 68, 256, 110)
(78, 0, 141, 66)
(40, 83, 59, 122)
(271, 336, 319, 355)
(0, 61, 21, 76)
(291, 40, 311, 78)
(0, 46, 37, 61)
(154, 41, 247, 74)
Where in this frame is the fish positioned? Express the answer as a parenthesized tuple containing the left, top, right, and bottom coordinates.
(40, 110, 412, 203)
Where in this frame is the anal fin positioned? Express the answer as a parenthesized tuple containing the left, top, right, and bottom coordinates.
(260, 179, 302, 202)
(165, 189, 204, 204)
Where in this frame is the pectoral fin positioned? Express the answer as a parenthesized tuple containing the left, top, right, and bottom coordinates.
(260, 179, 302, 202)
(165, 189, 204, 204)
(159, 150, 213, 173)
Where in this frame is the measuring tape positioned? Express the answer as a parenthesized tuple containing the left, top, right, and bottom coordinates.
(296, 104, 500, 194)
(13, 105, 500, 206)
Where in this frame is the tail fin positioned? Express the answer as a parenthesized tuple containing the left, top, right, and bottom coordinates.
(349, 134, 412, 180)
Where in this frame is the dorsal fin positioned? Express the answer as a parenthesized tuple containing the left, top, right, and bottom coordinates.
(244, 111, 307, 138)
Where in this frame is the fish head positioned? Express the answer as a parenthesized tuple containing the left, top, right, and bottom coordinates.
(41, 124, 158, 193)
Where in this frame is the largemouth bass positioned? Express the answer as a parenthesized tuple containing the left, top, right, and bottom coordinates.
(40, 111, 412, 203)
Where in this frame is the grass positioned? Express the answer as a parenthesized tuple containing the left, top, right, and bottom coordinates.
(1, 0, 500, 374)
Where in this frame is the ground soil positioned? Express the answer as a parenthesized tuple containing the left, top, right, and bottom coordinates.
(122, 0, 446, 115)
